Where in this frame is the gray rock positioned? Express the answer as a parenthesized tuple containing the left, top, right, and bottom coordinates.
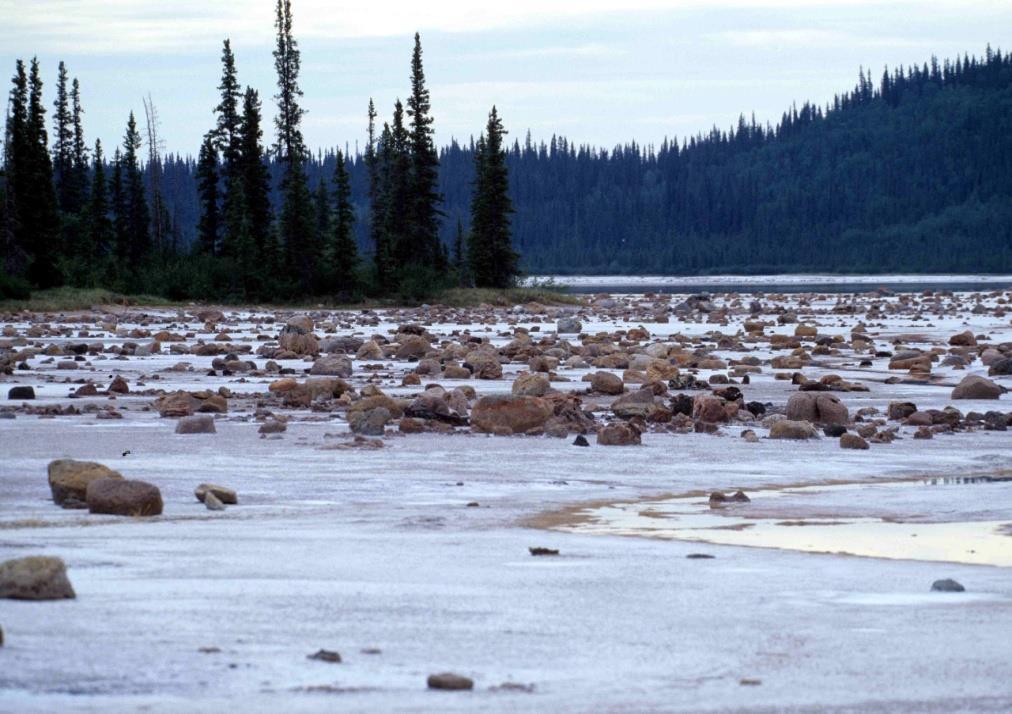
(204, 491, 225, 511)
(7, 386, 35, 400)
(175, 415, 216, 434)
(931, 578, 965, 592)
(348, 407, 391, 436)
(195, 483, 237, 505)
(427, 672, 474, 690)
(0, 556, 75, 600)
(556, 317, 583, 334)
(310, 355, 353, 378)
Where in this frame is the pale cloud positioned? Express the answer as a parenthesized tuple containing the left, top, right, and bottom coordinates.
(713, 29, 934, 50)
(8, 0, 953, 54)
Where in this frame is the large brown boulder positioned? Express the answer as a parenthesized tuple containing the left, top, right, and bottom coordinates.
(0, 556, 75, 600)
(395, 335, 431, 360)
(769, 420, 819, 439)
(512, 373, 551, 397)
(48, 459, 124, 507)
(692, 394, 729, 423)
(597, 422, 642, 445)
(786, 392, 848, 425)
(612, 389, 660, 419)
(951, 375, 1002, 400)
(86, 478, 163, 517)
(949, 330, 977, 346)
(278, 331, 320, 356)
(175, 415, 216, 434)
(464, 352, 503, 380)
(310, 355, 353, 377)
(590, 371, 624, 395)
(470, 395, 552, 434)
(154, 390, 200, 417)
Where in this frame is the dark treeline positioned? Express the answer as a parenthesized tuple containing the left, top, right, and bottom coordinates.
(1, 0, 516, 301)
(130, 45, 1012, 277)
(4, 31, 1012, 302)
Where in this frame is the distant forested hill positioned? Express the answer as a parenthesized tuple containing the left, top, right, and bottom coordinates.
(155, 48, 1012, 275)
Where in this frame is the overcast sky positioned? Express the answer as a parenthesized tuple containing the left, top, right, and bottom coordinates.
(6, 0, 1012, 156)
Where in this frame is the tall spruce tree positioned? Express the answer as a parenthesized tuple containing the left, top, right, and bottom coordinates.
(121, 111, 151, 270)
(468, 106, 517, 289)
(52, 61, 73, 212)
(405, 33, 443, 269)
(69, 77, 88, 213)
(366, 98, 391, 286)
(385, 101, 412, 274)
(110, 147, 127, 263)
(24, 58, 62, 287)
(3, 60, 30, 278)
(238, 87, 272, 269)
(273, 0, 315, 294)
(331, 149, 358, 293)
(195, 132, 220, 257)
(452, 217, 467, 286)
(215, 39, 245, 259)
(85, 139, 112, 266)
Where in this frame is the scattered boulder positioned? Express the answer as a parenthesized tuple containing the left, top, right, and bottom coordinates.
(590, 371, 624, 395)
(108, 375, 129, 394)
(512, 373, 551, 397)
(470, 396, 552, 434)
(786, 392, 848, 425)
(931, 578, 965, 592)
(427, 673, 474, 691)
(840, 433, 869, 450)
(48, 459, 124, 507)
(395, 335, 431, 360)
(572, 435, 590, 447)
(0, 556, 75, 600)
(556, 317, 582, 334)
(769, 420, 818, 440)
(951, 375, 1002, 400)
(195, 483, 237, 505)
(348, 407, 391, 436)
(175, 415, 216, 434)
(259, 419, 287, 434)
(948, 330, 976, 346)
(612, 389, 660, 419)
(988, 357, 1012, 377)
(155, 391, 200, 418)
(310, 355, 353, 378)
(887, 402, 917, 420)
(203, 491, 225, 511)
(597, 422, 641, 445)
(7, 386, 35, 400)
(308, 649, 342, 663)
(86, 478, 163, 517)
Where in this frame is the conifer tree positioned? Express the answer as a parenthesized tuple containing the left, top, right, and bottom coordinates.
(3, 61, 29, 278)
(406, 33, 442, 269)
(110, 148, 127, 263)
(366, 98, 391, 286)
(468, 106, 517, 289)
(331, 149, 358, 293)
(121, 111, 151, 270)
(24, 58, 62, 287)
(216, 39, 245, 258)
(69, 77, 88, 211)
(85, 139, 112, 265)
(52, 61, 73, 212)
(385, 101, 412, 273)
(195, 132, 220, 257)
(452, 217, 467, 286)
(238, 87, 272, 267)
(273, 0, 315, 294)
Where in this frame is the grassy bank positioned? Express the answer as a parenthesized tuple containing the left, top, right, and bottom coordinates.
(0, 287, 175, 313)
(1, 286, 583, 313)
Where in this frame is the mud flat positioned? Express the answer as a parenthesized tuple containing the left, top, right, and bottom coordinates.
(1, 284, 1011, 711)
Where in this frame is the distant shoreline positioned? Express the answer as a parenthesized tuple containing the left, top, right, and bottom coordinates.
(528, 274, 1012, 287)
